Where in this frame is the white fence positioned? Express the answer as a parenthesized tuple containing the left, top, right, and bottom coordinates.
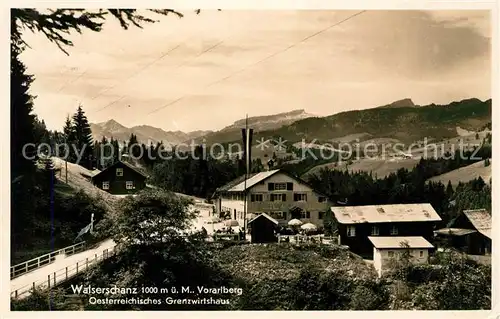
(278, 234, 339, 245)
(11, 245, 118, 300)
(10, 242, 87, 279)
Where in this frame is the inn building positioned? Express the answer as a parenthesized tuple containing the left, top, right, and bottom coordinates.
(213, 169, 333, 228)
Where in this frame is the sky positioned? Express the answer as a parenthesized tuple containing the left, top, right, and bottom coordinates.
(19, 10, 491, 132)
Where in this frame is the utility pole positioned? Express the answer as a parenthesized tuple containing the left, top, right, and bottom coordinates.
(243, 114, 249, 233)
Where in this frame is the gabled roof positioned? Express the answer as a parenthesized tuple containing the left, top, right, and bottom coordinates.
(215, 169, 330, 199)
(92, 160, 148, 179)
(463, 209, 491, 239)
(331, 203, 441, 224)
(247, 212, 279, 225)
(228, 169, 281, 192)
(215, 171, 273, 193)
(368, 236, 434, 249)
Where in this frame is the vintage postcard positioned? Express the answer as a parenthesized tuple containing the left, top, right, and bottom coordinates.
(7, 5, 496, 315)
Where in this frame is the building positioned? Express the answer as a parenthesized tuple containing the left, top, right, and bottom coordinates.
(214, 169, 333, 228)
(435, 209, 491, 255)
(369, 236, 434, 277)
(331, 203, 442, 258)
(247, 213, 279, 243)
(91, 160, 148, 195)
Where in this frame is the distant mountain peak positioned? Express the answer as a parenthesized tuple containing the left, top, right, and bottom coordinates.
(379, 98, 416, 109)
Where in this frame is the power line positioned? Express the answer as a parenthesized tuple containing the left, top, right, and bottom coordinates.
(93, 39, 226, 113)
(90, 43, 184, 102)
(146, 10, 366, 115)
(54, 69, 88, 95)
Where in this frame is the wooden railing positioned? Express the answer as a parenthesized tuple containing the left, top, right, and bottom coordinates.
(212, 233, 241, 242)
(10, 242, 87, 279)
(11, 245, 118, 300)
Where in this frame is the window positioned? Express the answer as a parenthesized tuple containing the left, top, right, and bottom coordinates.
(126, 181, 134, 189)
(419, 250, 424, 258)
(294, 193, 307, 202)
(270, 211, 285, 219)
(274, 183, 287, 190)
(390, 225, 398, 235)
(251, 194, 263, 202)
(102, 181, 110, 190)
(318, 196, 326, 203)
(270, 194, 286, 202)
(347, 225, 356, 237)
(116, 168, 124, 176)
(300, 211, 310, 219)
(388, 251, 394, 258)
(319, 211, 325, 220)
(371, 226, 379, 236)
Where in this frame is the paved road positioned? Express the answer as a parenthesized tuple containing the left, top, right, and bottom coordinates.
(11, 239, 116, 298)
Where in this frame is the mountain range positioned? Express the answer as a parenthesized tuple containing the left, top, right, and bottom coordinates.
(90, 98, 491, 147)
(90, 109, 314, 145)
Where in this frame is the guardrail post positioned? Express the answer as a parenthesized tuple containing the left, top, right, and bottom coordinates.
(76, 262, 79, 274)
(25, 263, 28, 273)
(86, 258, 89, 270)
(53, 272, 56, 286)
(66, 267, 68, 280)
(48, 274, 51, 288)
(32, 282, 35, 291)
(95, 253, 97, 263)
(15, 290, 18, 299)
(38, 257, 40, 268)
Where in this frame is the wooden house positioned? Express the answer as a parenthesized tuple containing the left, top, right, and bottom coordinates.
(331, 203, 442, 258)
(91, 160, 148, 195)
(247, 213, 279, 243)
(435, 209, 491, 255)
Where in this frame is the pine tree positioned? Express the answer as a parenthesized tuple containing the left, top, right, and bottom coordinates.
(11, 26, 36, 178)
(446, 181, 454, 198)
(72, 104, 94, 169)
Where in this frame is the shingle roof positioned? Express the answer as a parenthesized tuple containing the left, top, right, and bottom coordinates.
(229, 170, 280, 191)
(331, 203, 441, 224)
(216, 170, 281, 192)
(368, 236, 434, 249)
(247, 212, 279, 225)
(92, 160, 148, 179)
(463, 209, 491, 239)
(215, 171, 261, 192)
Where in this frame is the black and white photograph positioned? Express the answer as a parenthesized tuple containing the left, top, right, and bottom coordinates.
(8, 6, 495, 312)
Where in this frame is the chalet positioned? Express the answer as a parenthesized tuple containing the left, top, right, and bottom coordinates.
(91, 160, 148, 195)
(434, 209, 491, 255)
(331, 203, 442, 258)
(213, 169, 333, 229)
(369, 236, 434, 277)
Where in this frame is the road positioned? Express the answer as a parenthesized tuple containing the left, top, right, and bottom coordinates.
(11, 202, 220, 299)
(11, 239, 116, 299)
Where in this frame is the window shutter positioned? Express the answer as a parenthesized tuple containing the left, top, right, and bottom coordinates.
(282, 194, 286, 202)
(268, 183, 274, 191)
(306, 211, 310, 218)
(287, 182, 293, 190)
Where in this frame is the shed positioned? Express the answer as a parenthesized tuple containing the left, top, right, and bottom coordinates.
(247, 213, 279, 243)
(368, 236, 434, 277)
(435, 209, 491, 255)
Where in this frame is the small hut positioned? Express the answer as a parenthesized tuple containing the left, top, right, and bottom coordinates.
(248, 213, 279, 243)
